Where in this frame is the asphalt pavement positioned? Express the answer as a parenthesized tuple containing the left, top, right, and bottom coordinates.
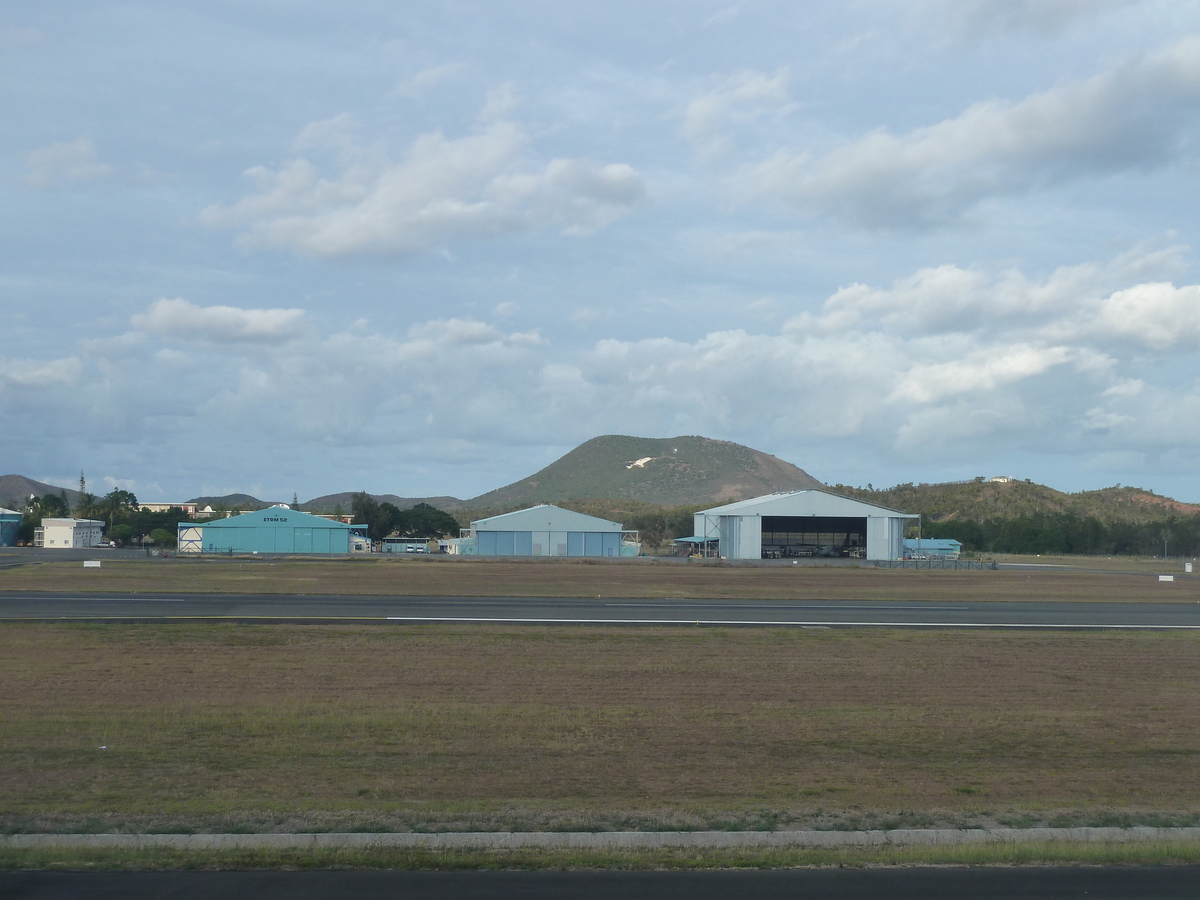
(6, 867, 1200, 899)
(1, 591, 1199, 627)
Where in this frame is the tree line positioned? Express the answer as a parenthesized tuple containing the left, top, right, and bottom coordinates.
(15, 488, 183, 546)
(12, 487, 464, 547)
(922, 512, 1200, 557)
(349, 492, 461, 542)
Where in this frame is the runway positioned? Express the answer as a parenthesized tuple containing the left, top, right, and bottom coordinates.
(1, 591, 1199, 628)
(7, 867, 1200, 900)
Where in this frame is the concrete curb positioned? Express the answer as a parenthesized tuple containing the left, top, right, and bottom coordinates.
(4, 827, 1200, 851)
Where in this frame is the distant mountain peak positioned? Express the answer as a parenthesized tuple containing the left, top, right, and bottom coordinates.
(0, 474, 81, 510)
(466, 434, 823, 508)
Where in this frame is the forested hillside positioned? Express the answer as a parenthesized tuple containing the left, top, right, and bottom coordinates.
(827, 479, 1200, 556)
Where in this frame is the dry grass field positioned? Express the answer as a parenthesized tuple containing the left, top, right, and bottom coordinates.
(3, 623, 1199, 833)
(0, 555, 1195, 603)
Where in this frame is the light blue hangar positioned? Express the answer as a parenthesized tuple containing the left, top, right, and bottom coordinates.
(176, 507, 367, 555)
(457, 504, 639, 557)
(693, 490, 919, 561)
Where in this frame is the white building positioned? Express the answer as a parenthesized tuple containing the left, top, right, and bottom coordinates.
(140, 502, 199, 515)
(693, 490, 918, 561)
(35, 517, 104, 549)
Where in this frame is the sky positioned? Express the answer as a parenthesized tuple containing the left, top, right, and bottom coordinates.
(4, 0, 1200, 504)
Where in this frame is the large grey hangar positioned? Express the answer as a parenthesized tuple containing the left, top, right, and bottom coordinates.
(694, 490, 918, 561)
(461, 504, 638, 557)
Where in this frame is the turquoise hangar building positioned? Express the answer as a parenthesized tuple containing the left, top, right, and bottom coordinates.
(0, 507, 21, 547)
(903, 538, 963, 560)
(177, 507, 366, 555)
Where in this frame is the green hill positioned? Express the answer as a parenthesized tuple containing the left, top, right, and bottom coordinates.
(0, 474, 81, 511)
(466, 435, 823, 508)
(828, 479, 1200, 526)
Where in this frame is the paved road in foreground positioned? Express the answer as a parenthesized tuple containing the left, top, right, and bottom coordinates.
(1, 591, 1199, 628)
(5, 867, 1200, 899)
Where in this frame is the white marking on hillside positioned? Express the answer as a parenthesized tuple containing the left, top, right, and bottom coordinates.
(626, 456, 668, 469)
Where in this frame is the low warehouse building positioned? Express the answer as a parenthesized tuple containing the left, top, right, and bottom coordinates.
(694, 490, 918, 561)
(35, 517, 104, 549)
(0, 508, 21, 547)
(903, 538, 962, 559)
(460, 504, 637, 557)
(177, 507, 366, 554)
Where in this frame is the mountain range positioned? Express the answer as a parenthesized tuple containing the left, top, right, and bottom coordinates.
(292, 435, 821, 512)
(4, 434, 1197, 527)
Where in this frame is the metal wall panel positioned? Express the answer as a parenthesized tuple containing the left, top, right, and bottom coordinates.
(494, 531, 515, 555)
(514, 531, 533, 556)
(566, 532, 584, 556)
(294, 528, 312, 553)
(718, 516, 737, 559)
(314, 529, 332, 553)
(739, 517, 762, 559)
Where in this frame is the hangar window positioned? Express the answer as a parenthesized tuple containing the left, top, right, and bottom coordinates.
(760, 516, 867, 559)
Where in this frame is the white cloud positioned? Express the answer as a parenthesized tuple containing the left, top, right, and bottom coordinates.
(0, 356, 83, 389)
(395, 62, 464, 97)
(201, 110, 645, 258)
(131, 298, 307, 343)
(1103, 379, 1145, 398)
(405, 318, 538, 347)
(1091, 283, 1200, 350)
(24, 138, 112, 188)
(740, 36, 1200, 227)
(786, 248, 1200, 353)
(7, 246, 1200, 484)
(479, 83, 518, 121)
(887, 344, 1076, 403)
(179, 317, 553, 443)
(682, 69, 792, 155)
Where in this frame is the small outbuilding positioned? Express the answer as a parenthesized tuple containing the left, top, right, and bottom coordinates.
(0, 508, 21, 547)
(177, 507, 366, 555)
(903, 538, 962, 560)
(35, 517, 104, 549)
(461, 504, 637, 557)
(380, 537, 436, 554)
(693, 490, 918, 561)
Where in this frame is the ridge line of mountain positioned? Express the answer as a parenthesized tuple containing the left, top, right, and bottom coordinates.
(4, 432, 1197, 526)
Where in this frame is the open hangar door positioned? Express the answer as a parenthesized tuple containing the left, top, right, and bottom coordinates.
(760, 516, 867, 559)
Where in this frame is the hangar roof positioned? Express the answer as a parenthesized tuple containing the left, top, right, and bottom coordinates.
(472, 504, 623, 532)
(904, 538, 962, 550)
(696, 490, 917, 519)
(186, 507, 354, 529)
